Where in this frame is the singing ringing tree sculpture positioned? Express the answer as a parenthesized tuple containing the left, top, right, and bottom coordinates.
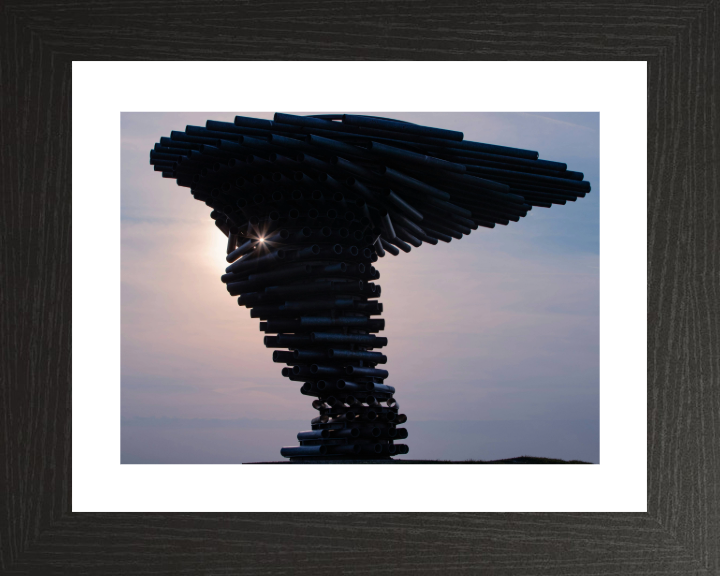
(149, 113, 591, 460)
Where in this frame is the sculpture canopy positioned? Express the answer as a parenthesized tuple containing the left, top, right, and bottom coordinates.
(149, 113, 591, 254)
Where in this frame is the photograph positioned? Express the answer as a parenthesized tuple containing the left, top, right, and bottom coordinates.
(5, 9, 713, 571)
(121, 111, 599, 465)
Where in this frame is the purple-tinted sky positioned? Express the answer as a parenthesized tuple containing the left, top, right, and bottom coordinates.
(121, 112, 599, 463)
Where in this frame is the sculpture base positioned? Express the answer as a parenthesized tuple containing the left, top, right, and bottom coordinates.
(245, 456, 593, 464)
(246, 458, 398, 464)
(289, 456, 393, 463)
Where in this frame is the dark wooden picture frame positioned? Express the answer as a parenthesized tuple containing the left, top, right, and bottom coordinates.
(2, 3, 718, 574)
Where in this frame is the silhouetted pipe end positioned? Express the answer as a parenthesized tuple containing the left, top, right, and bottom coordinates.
(264, 336, 277, 347)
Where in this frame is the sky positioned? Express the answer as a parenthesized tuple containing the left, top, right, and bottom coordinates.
(121, 112, 599, 464)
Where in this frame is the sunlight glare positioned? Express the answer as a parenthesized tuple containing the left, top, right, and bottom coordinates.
(213, 228, 230, 268)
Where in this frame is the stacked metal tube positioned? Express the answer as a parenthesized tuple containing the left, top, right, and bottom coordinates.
(149, 113, 591, 460)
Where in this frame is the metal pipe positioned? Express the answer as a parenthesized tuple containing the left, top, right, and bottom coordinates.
(271, 172, 294, 188)
(226, 228, 239, 254)
(317, 172, 344, 193)
(218, 136, 275, 154)
(293, 350, 327, 362)
(328, 445, 362, 455)
(358, 443, 383, 455)
(394, 428, 409, 440)
(282, 298, 357, 312)
(326, 349, 387, 364)
(381, 189, 424, 222)
(170, 130, 220, 146)
(268, 133, 316, 154)
(310, 365, 345, 377)
(395, 226, 422, 248)
(374, 238, 386, 257)
(158, 137, 198, 151)
(345, 366, 389, 379)
(225, 247, 286, 275)
(309, 412, 329, 424)
(342, 115, 464, 142)
(274, 113, 358, 136)
(186, 125, 246, 142)
(385, 236, 412, 253)
(270, 152, 302, 171)
(324, 396, 346, 408)
(331, 157, 384, 187)
(277, 334, 312, 347)
(297, 430, 330, 441)
(272, 351, 295, 364)
(215, 220, 230, 237)
(306, 134, 369, 159)
(297, 152, 334, 174)
(310, 333, 387, 347)
(264, 280, 364, 298)
(226, 265, 313, 294)
(335, 427, 361, 438)
(413, 229, 439, 245)
(291, 365, 312, 377)
(280, 446, 328, 457)
(299, 382, 317, 395)
(368, 140, 466, 173)
(373, 166, 450, 201)
(466, 164, 591, 192)
(264, 316, 382, 330)
(421, 227, 453, 243)
(425, 145, 561, 170)
(331, 410, 356, 422)
(233, 115, 274, 130)
(418, 195, 474, 219)
(263, 336, 281, 348)
(367, 383, 396, 394)
(319, 379, 371, 393)
(421, 213, 472, 236)
(378, 208, 397, 240)
(358, 425, 382, 438)
(150, 150, 184, 162)
(379, 238, 400, 256)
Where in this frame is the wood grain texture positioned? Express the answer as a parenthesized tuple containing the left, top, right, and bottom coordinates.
(1, 1, 718, 574)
